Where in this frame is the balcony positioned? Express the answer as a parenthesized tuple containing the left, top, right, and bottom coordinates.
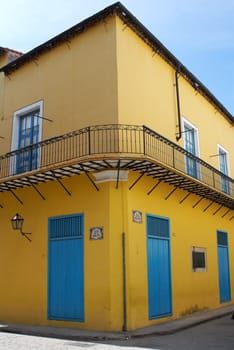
(0, 124, 233, 209)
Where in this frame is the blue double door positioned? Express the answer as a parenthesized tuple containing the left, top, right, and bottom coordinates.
(48, 214, 84, 322)
(217, 231, 231, 304)
(147, 215, 172, 319)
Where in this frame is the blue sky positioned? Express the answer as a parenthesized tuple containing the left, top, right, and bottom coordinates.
(1, 0, 233, 115)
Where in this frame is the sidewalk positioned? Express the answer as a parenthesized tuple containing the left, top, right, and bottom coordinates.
(0, 304, 233, 341)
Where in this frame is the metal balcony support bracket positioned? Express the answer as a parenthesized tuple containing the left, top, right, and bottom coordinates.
(103, 160, 114, 168)
(31, 183, 46, 200)
(165, 186, 177, 200)
(213, 205, 223, 216)
(82, 167, 99, 192)
(147, 180, 161, 196)
(221, 209, 231, 218)
(203, 201, 214, 212)
(129, 173, 144, 190)
(124, 159, 139, 168)
(179, 192, 191, 204)
(56, 178, 71, 196)
(192, 197, 204, 208)
(10, 189, 23, 205)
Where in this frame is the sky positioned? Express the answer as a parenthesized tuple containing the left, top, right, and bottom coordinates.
(0, 0, 234, 115)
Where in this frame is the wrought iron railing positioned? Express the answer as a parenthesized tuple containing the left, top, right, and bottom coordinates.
(0, 124, 233, 197)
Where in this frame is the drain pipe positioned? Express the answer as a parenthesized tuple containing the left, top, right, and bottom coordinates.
(122, 232, 127, 331)
(175, 69, 182, 141)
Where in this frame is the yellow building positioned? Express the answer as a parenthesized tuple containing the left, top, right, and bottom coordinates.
(0, 2, 233, 332)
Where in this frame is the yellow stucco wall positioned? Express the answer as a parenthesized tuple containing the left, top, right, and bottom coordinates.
(0, 169, 233, 331)
(115, 16, 234, 176)
(0, 73, 4, 123)
(0, 16, 119, 155)
(0, 13, 233, 332)
(0, 52, 8, 69)
(123, 171, 233, 330)
(0, 174, 124, 331)
(1, 16, 234, 175)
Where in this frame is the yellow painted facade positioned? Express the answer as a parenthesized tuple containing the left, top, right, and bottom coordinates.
(0, 3, 233, 332)
(115, 16, 234, 171)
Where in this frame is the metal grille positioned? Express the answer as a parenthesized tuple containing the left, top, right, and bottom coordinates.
(192, 251, 205, 269)
(217, 230, 228, 247)
(147, 215, 169, 238)
(49, 214, 83, 240)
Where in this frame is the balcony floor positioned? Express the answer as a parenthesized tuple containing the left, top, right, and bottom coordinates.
(0, 155, 233, 210)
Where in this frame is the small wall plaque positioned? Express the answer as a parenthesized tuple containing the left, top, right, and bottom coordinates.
(90, 227, 104, 240)
(132, 210, 142, 224)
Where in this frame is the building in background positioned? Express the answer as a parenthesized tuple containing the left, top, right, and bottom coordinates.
(0, 2, 233, 332)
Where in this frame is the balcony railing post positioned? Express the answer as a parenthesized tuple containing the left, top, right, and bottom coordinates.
(172, 146, 175, 168)
(213, 171, 216, 189)
(143, 125, 146, 156)
(87, 127, 91, 155)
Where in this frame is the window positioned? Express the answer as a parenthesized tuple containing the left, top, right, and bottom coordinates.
(192, 247, 207, 272)
(11, 101, 43, 174)
(182, 118, 200, 179)
(218, 145, 230, 195)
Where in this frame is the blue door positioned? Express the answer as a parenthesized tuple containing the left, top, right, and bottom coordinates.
(48, 214, 84, 321)
(217, 231, 231, 303)
(147, 215, 172, 319)
(17, 110, 40, 173)
(184, 125, 198, 178)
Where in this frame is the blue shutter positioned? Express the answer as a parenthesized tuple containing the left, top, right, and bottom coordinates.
(147, 215, 172, 319)
(17, 110, 39, 174)
(217, 231, 231, 303)
(184, 125, 198, 178)
(219, 149, 230, 194)
(48, 214, 84, 321)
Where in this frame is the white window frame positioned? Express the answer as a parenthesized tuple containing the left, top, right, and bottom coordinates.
(11, 100, 43, 151)
(217, 144, 230, 176)
(191, 246, 207, 272)
(11, 101, 43, 174)
(182, 117, 200, 157)
(217, 144, 231, 195)
(182, 117, 201, 179)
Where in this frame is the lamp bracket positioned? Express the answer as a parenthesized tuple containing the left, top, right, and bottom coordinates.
(20, 229, 32, 242)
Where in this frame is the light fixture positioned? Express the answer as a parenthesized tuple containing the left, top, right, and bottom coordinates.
(11, 213, 32, 242)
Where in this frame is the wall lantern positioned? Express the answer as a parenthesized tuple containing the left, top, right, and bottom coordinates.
(11, 213, 32, 242)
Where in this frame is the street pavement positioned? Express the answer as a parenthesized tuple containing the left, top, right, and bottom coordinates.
(103, 315, 234, 350)
(1, 315, 234, 350)
(0, 333, 156, 350)
(0, 305, 233, 349)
